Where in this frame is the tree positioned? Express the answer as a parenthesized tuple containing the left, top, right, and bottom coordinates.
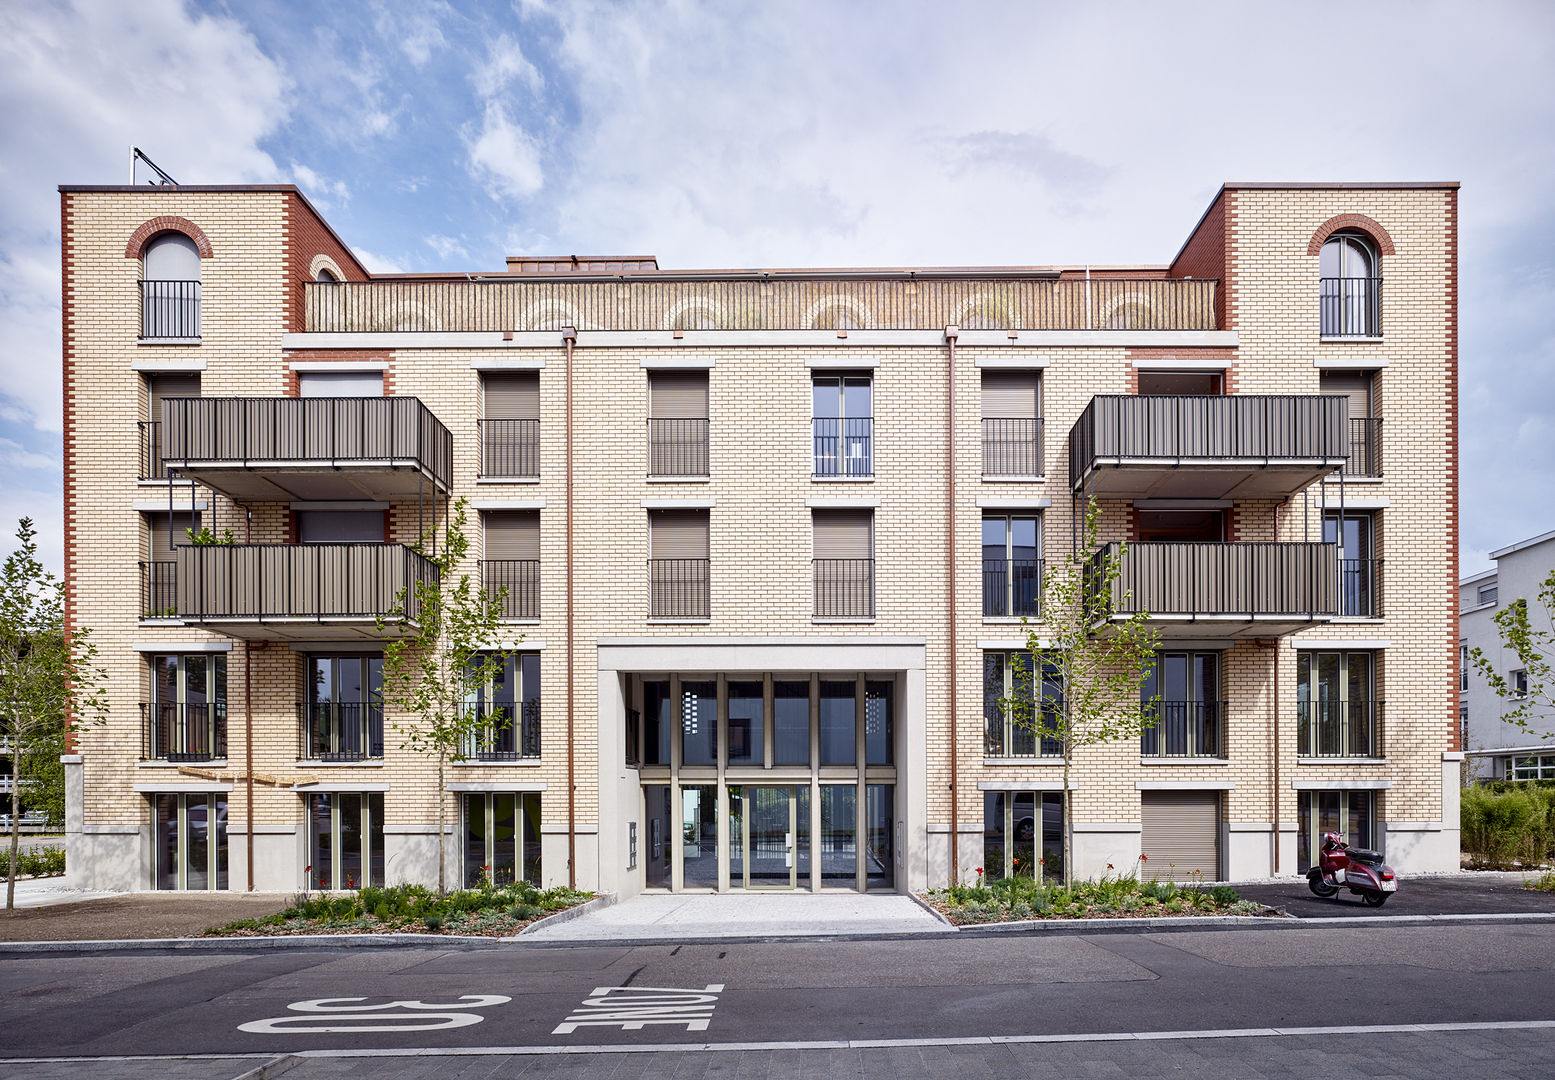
(1001, 497, 1161, 888)
(2, 518, 106, 908)
(377, 498, 515, 893)
(1469, 568, 1555, 737)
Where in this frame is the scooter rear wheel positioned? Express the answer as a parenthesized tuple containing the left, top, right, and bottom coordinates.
(1307, 873, 1339, 898)
(1361, 891, 1389, 907)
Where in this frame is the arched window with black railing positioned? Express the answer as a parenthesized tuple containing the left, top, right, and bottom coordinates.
(141, 232, 202, 340)
(1319, 231, 1380, 338)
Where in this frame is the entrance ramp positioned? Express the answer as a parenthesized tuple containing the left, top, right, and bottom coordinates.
(522, 892, 951, 943)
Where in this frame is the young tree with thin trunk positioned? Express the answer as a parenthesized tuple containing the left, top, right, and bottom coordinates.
(1469, 569, 1555, 737)
(377, 498, 515, 894)
(1001, 497, 1161, 889)
(2, 518, 106, 908)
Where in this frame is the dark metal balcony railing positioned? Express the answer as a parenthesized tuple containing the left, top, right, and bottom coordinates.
(161, 396, 453, 491)
(981, 417, 1043, 476)
(139, 280, 200, 339)
(139, 560, 177, 618)
(303, 276, 1220, 334)
(298, 701, 384, 762)
(813, 558, 875, 618)
(177, 543, 436, 625)
(984, 706, 1064, 758)
(982, 557, 1042, 618)
(140, 702, 227, 762)
(478, 418, 539, 478)
(459, 701, 541, 761)
(139, 421, 168, 480)
(1069, 395, 1349, 488)
(482, 559, 540, 619)
(1319, 277, 1382, 337)
(1298, 699, 1384, 758)
(813, 417, 872, 477)
(1087, 542, 1338, 620)
(1343, 417, 1382, 477)
(1337, 558, 1382, 618)
(649, 558, 710, 618)
(1141, 700, 1225, 758)
(647, 418, 710, 477)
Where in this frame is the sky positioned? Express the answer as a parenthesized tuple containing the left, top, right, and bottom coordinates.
(0, 0, 1551, 580)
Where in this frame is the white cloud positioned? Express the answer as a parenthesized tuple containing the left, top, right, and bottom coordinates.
(373, 1, 450, 67)
(0, 437, 57, 472)
(290, 161, 350, 207)
(465, 101, 543, 201)
(425, 234, 470, 261)
(473, 33, 542, 98)
(351, 246, 406, 274)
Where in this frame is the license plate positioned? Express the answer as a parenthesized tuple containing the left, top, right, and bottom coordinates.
(1380, 879, 1397, 892)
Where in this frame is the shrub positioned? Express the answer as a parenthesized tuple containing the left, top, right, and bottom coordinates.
(1462, 785, 1555, 868)
(422, 914, 446, 931)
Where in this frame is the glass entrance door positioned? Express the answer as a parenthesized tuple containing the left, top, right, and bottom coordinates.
(734, 786, 808, 889)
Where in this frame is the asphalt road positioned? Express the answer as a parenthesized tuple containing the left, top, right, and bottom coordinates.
(3, 922, 1555, 1063)
(1234, 873, 1555, 918)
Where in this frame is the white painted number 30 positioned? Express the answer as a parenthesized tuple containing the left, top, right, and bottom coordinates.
(239, 995, 512, 1034)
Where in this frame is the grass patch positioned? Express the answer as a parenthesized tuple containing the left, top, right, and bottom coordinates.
(203, 880, 595, 938)
(923, 870, 1268, 924)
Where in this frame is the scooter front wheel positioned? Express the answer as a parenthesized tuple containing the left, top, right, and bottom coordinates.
(1361, 890, 1389, 907)
(1307, 872, 1339, 898)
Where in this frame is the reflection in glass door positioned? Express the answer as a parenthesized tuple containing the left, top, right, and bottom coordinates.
(730, 786, 810, 889)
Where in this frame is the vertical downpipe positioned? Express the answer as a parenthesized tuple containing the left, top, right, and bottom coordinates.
(945, 325, 959, 884)
(563, 326, 578, 888)
(244, 508, 254, 891)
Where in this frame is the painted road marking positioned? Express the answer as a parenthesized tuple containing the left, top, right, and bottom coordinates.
(553, 984, 725, 1034)
(238, 995, 512, 1034)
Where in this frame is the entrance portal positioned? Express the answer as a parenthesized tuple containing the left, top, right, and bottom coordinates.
(730, 785, 811, 889)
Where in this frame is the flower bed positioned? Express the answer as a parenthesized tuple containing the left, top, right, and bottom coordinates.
(923, 868, 1269, 924)
(203, 880, 595, 938)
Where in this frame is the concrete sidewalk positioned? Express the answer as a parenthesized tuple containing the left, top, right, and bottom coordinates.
(522, 891, 952, 942)
(2, 876, 120, 910)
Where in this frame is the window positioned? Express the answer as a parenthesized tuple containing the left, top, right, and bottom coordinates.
(1319, 232, 1380, 337)
(482, 510, 540, 619)
(983, 790, 1063, 880)
(642, 680, 672, 766)
(648, 509, 710, 618)
(1459, 704, 1468, 749)
(303, 655, 384, 761)
(681, 680, 717, 766)
(1509, 755, 1555, 781)
(981, 372, 1041, 476)
(462, 653, 541, 760)
(1479, 583, 1499, 606)
(774, 679, 810, 765)
(297, 369, 383, 396)
(812, 375, 872, 477)
(146, 653, 226, 761)
(308, 792, 383, 890)
(983, 651, 1063, 758)
(1320, 370, 1380, 477)
(142, 372, 199, 481)
(316, 268, 339, 283)
(481, 373, 540, 478)
(1136, 370, 1222, 395)
(141, 232, 201, 339)
(812, 510, 874, 618)
(982, 514, 1040, 617)
(1512, 669, 1529, 698)
(1459, 642, 1469, 692)
(727, 680, 762, 765)
(140, 510, 197, 618)
(1297, 790, 1375, 872)
(153, 792, 227, 890)
(818, 680, 855, 765)
(297, 510, 382, 543)
(462, 792, 540, 887)
(1324, 511, 1378, 617)
(648, 371, 709, 477)
(1296, 651, 1380, 757)
(1141, 652, 1223, 758)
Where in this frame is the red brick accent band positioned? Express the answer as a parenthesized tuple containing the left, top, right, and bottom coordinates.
(61, 192, 78, 753)
(1444, 189, 1460, 751)
(123, 216, 213, 259)
(1306, 214, 1396, 256)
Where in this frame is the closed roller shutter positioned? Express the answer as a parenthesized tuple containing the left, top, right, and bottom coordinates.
(484, 510, 540, 560)
(483, 374, 540, 420)
(649, 510, 709, 559)
(1319, 371, 1371, 418)
(1141, 791, 1220, 881)
(150, 373, 201, 420)
(145, 512, 198, 561)
(811, 511, 872, 558)
(981, 371, 1038, 419)
(648, 372, 708, 419)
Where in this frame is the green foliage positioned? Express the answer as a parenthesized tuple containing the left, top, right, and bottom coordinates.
(184, 527, 235, 546)
(0, 845, 66, 880)
(1468, 569, 1555, 737)
(1461, 784, 1555, 869)
(929, 872, 1258, 924)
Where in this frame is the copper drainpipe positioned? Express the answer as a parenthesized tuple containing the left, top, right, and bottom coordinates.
(1258, 637, 1279, 874)
(945, 325, 959, 883)
(563, 326, 578, 888)
(244, 507, 255, 891)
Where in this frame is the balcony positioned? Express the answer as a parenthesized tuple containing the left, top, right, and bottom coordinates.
(813, 418, 872, 478)
(982, 418, 1043, 477)
(1298, 700, 1383, 758)
(982, 557, 1042, 618)
(649, 558, 709, 619)
(648, 418, 710, 477)
(1069, 395, 1351, 499)
(482, 559, 539, 619)
(159, 396, 452, 501)
(176, 543, 436, 641)
(459, 702, 541, 761)
(1319, 277, 1382, 338)
(1087, 541, 1337, 638)
(1342, 417, 1382, 478)
(139, 280, 200, 340)
(814, 558, 875, 619)
(1337, 558, 1383, 618)
(479, 419, 539, 479)
(1141, 700, 1225, 758)
(140, 702, 227, 762)
(297, 701, 384, 762)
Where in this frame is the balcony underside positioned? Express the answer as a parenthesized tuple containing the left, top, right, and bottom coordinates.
(1077, 458, 1348, 500)
(1094, 611, 1334, 639)
(165, 460, 443, 502)
(173, 614, 420, 642)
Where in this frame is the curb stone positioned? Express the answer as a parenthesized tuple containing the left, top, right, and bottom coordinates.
(510, 892, 617, 937)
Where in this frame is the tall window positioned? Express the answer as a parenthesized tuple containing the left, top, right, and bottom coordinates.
(463, 653, 541, 760)
(983, 651, 1062, 758)
(983, 791, 1064, 880)
(303, 655, 384, 761)
(648, 509, 710, 618)
(309, 792, 383, 890)
(481, 373, 540, 478)
(153, 792, 227, 890)
(981, 371, 1041, 476)
(982, 514, 1040, 617)
(1141, 652, 1222, 758)
(1298, 790, 1375, 872)
(1319, 232, 1380, 337)
(146, 653, 226, 761)
(1297, 651, 1380, 757)
(812, 510, 874, 618)
(141, 510, 197, 619)
(141, 232, 201, 339)
(812, 375, 872, 477)
(463, 792, 540, 887)
(1324, 511, 1378, 617)
(142, 372, 199, 481)
(1320, 370, 1380, 477)
(482, 510, 540, 619)
(648, 371, 709, 477)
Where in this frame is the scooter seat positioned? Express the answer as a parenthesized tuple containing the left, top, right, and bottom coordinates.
(1346, 849, 1385, 865)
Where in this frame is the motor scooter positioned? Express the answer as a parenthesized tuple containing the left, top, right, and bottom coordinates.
(1306, 831, 1397, 907)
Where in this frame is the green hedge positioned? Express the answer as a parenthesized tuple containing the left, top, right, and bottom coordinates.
(0, 845, 66, 881)
(1461, 786, 1555, 868)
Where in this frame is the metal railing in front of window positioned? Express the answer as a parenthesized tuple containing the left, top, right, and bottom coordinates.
(984, 707, 1064, 758)
(647, 418, 710, 477)
(1141, 700, 1225, 758)
(298, 701, 384, 762)
(649, 558, 710, 618)
(139, 280, 201, 339)
(1297, 699, 1383, 758)
(140, 702, 226, 762)
(1343, 417, 1382, 478)
(1337, 558, 1383, 618)
(139, 560, 177, 618)
(1319, 276, 1382, 337)
(981, 417, 1043, 476)
(813, 558, 875, 618)
(176, 543, 435, 625)
(139, 421, 167, 480)
(813, 417, 873, 477)
(481, 559, 540, 619)
(478, 419, 539, 479)
(982, 557, 1042, 617)
(458, 701, 541, 761)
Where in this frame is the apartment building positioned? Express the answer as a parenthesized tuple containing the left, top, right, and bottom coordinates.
(1461, 529, 1555, 780)
(59, 180, 1462, 895)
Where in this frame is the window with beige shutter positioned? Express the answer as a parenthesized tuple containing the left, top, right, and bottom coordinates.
(142, 373, 199, 481)
(1320, 370, 1380, 477)
(647, 372, 709, 477)
(480, 373, 541, 478)
(482, 510, 540, 619)
(141, 510, 198, 618)
(812, 510, 873, 618)
(980, 371, 1041, 476)
(649, 509, 710, 618)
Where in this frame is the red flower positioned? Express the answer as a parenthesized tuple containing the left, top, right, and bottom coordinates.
(1107, 863, 1114, 870)
(975, 867, 984, 875)
(1140, 854, 1149, 862)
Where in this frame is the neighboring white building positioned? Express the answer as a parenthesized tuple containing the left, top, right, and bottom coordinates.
(1461, 529, 1555, 779)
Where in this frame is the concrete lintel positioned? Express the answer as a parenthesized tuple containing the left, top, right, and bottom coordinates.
(287, 359, 389, 372)
(132, 640, 232, 653)
(132, 499, 208, 512)
(1070, 822, 1143, 833)
(1293, 639, 1390, 651)
(1315, 356, 1389, 369)
(291, 782, 390, 793)
(641, 498, 715, 509)
(471, 499, 546, 510)
(470, 357, 546, 370)
(975, 497, 1052, 509)
(641, 357, 714, 369)
(131, 358, 206, 372)
(973, 356, 1049, 368)
(447, 781, 547, 792)
(1131, 356, 1231, 370)
(132, 782, 234, 793)
(806, 498, 882, 509)
(1292, 779, 1392, 790)
(1135, 781, 1235, 791)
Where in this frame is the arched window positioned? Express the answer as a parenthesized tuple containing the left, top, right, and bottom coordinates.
(1319, 232, 1379, 337)
(142, 232, 202, 339)
(316, 268, 339, 283)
